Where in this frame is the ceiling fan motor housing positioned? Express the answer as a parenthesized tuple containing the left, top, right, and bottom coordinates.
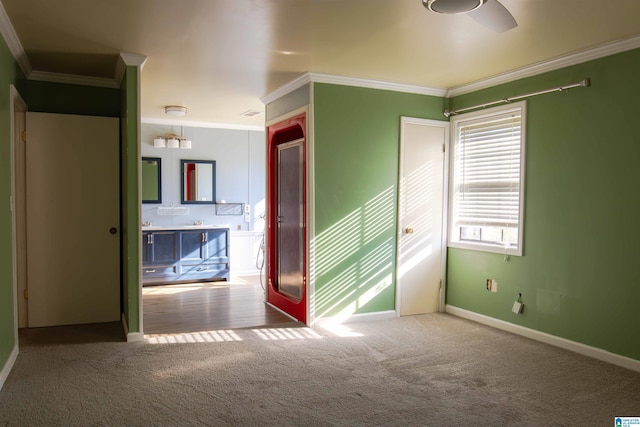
(424, 0, 487, 14)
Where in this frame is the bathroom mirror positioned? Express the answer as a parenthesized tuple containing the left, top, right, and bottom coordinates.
(141, 157, 162, 204)
(181, 159, 216, 204)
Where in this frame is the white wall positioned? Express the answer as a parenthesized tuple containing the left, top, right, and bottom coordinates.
(141, 123, 266, 232)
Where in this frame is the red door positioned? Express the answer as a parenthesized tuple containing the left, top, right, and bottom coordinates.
(266, 113, 307, 324)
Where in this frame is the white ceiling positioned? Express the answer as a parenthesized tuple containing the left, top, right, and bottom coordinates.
(3, 0, 640, 129)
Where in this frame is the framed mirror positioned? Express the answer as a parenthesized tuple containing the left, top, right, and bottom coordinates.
(181, 159, 216, 204)
(141, 157, 162, 204)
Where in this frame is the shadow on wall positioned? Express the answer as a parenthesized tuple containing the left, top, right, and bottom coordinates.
(312, 186, 396, 320)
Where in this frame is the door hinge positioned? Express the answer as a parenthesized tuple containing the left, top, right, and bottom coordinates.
(24, 289, 28, 300)
(21, 130, 26, 143)
(439, 279, 443, 289)
(442, 144, 445, 153)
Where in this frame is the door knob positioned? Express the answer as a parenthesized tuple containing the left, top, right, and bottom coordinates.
(405, 227, 414, 234)
(109, 227, 118, 234)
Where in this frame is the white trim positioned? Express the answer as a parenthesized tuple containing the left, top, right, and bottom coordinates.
(142, 116, 264, 132)
(0, 1, 32, 77)
(262, 72, 446, 105)
(28, 70, 119, 88)
(307, 72, 447, 97)
(446, 305, 640, 373)
(10, 85, 26, 338)
(314, 310, 397, 327)
(119, 52, 147, 68)
(263, 36, 640, 105)
(447, 34, 640, 97)
(116, 53, 148, 86)
(265, 105, 309, 128)
(133, 62, 145, 339)
(261, 73, 312, 105)
(122, 313, 145, 342)
(0, 344, 18, 391)
(307, 99, 316, 328)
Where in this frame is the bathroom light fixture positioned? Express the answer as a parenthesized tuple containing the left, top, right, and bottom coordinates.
(152, 126, 192, 149)
(166, 137, 180, 149)
(165, 105, 187, 117)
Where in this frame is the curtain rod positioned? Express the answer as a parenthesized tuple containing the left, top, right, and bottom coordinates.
(443, 78, 591, 118)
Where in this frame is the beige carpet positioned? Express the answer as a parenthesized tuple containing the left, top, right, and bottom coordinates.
(1, 314, 639, 426)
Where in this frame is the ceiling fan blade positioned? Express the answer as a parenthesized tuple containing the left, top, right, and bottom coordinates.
(468, 0, 517, 33)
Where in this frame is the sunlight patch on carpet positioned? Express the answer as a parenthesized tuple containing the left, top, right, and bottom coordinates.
(252, 328, 323, 340)
(145, 329, 243, 344)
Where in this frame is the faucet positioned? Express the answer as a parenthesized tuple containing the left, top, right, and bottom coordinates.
(194, 219, 203, 226)
(143, 221, 152, 227)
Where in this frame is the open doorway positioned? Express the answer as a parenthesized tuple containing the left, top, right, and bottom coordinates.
(142, 276, 296, 334)
(139, 123, 299, 336)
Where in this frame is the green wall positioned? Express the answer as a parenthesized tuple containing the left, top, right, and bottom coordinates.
(312, 83, 445, 318)
(447, 49, 640, 360)
(120, 66, 140, 333)
(26, 80, 120, 117)
(0, 33, 25, 378)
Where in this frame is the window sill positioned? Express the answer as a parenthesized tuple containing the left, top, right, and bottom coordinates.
(448, 240, 522, 257)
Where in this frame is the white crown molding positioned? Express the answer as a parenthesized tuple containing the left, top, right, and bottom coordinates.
(308, 72, 447, 97)
(115, 53, 148, 86)
(120, 52, 147, 68)
(0, 0, 32, 77)
(447, 34, 640, 97)
(260, 73, 312, 105)
(28, 70, 119, 88)
(446, 305, 640, 373)
(141, 117, 265, 132)
(261, 72, 447, 105)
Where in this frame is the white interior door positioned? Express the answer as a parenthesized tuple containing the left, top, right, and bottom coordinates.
(397, 117, 447, 316)
(26, 112, 120, 327)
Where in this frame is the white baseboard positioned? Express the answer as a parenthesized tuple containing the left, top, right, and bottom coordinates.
(122, 312, 145, 342)
(0, 344, 19, 391)
(314, 310, 397, 327)
(446, 305, 640, 373)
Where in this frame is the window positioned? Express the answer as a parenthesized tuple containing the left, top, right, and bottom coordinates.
(448, 101, 526, 256)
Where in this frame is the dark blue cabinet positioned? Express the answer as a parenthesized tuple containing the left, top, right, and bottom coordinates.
(142, 227, 230, 286)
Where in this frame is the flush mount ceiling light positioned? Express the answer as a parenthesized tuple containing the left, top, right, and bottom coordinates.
(165, 105, 187, 117)
(424, 0, 485, 14)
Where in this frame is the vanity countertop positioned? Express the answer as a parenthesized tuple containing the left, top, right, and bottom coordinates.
(142, 224, 230, 231)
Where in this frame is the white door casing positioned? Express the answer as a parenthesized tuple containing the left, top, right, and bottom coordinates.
(11, 86, 27, 330)
(396, 117, 448, 316)
(26, 112, 120, 327)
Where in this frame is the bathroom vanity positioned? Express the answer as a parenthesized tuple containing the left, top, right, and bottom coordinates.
(141, 225, 230, 286)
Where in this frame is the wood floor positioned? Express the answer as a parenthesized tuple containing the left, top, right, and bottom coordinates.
(142, 275, 298, 335)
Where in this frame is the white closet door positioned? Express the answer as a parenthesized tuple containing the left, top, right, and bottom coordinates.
(397, 118, 447, 316)
(27, 112, 120, 327)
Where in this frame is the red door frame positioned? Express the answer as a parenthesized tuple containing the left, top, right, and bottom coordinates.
(266, 112, 307, 324)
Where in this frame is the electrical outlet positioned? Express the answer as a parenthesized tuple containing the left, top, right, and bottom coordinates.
(486, 279, 498, 292)
(244, 213, 250, 223)
(512, 301, 524, 314)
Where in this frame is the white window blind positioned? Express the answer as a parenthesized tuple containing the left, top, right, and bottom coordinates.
(449, 102, 526, 255)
